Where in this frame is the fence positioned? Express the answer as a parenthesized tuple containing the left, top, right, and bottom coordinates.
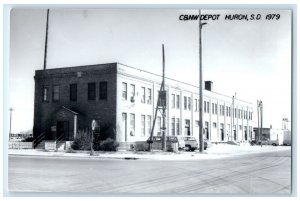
(9, 141, 33, 149)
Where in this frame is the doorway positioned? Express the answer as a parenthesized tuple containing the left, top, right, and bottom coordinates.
(122, 113, 127, 142)
(56, 121, 69, 140)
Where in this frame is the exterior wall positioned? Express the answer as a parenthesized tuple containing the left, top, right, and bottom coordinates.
(33, 63, 118, 140)
(33, 62, 254, 144)
(115, 63, 254, 144)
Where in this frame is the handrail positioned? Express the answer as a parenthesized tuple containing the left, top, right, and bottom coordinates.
(33, 132, 45, 148)
(56, 134, 65, 150)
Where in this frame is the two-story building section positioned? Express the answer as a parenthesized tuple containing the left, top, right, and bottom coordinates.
(33, 62, 254, 148)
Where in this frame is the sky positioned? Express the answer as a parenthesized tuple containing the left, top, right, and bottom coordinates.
(9, 9, 291, 133)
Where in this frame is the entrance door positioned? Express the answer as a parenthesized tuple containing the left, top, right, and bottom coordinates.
(57, 121, 69, 140)
(122, 113, 127, 142)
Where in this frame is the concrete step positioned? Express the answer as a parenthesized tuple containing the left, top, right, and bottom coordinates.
(35, 140, 46, 149)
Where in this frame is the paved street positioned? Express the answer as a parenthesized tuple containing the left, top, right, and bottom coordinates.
(8, 149, 291, 194)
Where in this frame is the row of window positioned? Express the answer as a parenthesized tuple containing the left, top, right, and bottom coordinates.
(42, 82, 108, 102)
(122, 82, 152, 104)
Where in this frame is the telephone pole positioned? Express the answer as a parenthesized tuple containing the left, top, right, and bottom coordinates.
(199, 10, 207, 152)
(44, 9, 49, 70)
(9, 107, 14, 141)
(162, 44, 167, 151)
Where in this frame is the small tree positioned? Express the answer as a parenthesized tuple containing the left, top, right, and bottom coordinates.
(71, 129, 92, 150)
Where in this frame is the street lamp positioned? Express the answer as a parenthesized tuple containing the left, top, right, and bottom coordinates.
(199, 10, 207, 153)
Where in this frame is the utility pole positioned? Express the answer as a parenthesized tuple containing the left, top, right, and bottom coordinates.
(44, 8, 49, 70)
(260, 101, 263, 147)
(162, 44, 167, 152)
(199, 10, 207, 152)
(231, 95, 234, 141)
(9, 107, 14, 141)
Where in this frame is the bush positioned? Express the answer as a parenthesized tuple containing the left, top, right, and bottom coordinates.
(71, 130, 92, 150)
(94, 138, 119, 151)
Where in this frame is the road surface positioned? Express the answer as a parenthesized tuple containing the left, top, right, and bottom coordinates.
(8, 149, 291, 194)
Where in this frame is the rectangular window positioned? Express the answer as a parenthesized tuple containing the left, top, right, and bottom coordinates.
(176, 95, 180, 109)
(99, 82, 107, 100)
(194, 99, 198, 112)
(184, 96, 187, 110)
(141, 115, 145, 136)
(235, 108, 237, 118)
(226, 106, 228, 117)
(122, 82, 127, 100)
(130, 84, 135, 98)
(204, 101, 207, 113)
(176, 118, 180, 135)
(70, 84, 77, 101)
(188, 97, 191, 110)
(220, 105, 222, 116)
(212, 103, 215, 114)
(147, 115, 151, 136)
(229, 107, 231, 117)
(43, 86, 49, 102)
(88, 83, 96, 100)
(171, 118, 175, 136)
(53, 85, 60, 101)
(215, 103, 218, 115)
(157, 116, 161, 135)
(207, 101, 210, 113)
(239, 125, 242, 130)
(147, 88, 152, 104)
(130, 113, 135, 133)
(141, 87, 145, 103)
(171, 94, 175, 108)
(213, 122, 217, 128)
(222, 105, 225, 116)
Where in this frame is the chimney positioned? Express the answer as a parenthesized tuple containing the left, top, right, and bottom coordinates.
(205, 81, 213, 91)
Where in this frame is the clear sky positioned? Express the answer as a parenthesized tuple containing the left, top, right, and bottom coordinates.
(9, 9, 291, 133)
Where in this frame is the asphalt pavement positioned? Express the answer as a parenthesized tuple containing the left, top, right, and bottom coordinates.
(8, 148, 291, 194)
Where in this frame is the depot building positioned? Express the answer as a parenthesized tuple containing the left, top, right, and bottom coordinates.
(33, 62, 254, 149)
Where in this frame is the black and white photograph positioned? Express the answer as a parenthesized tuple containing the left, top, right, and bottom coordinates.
(6, 6, 293, 196)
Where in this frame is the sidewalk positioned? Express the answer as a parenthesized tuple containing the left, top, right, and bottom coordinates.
(8, 144, 291, 160)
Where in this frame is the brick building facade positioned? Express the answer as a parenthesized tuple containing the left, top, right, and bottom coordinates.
(33, 62, 254, 146)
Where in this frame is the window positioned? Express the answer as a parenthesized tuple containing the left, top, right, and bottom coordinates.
(147, 115, 151, 136)
(239, 125, 242, 130)
(188, 97, 191, 110)
(226, 106, 228, 117)
(207, 101, 210, 113)
(141, 87, 145, 103)
(215, 103, 218, 115)
(194, 99, 198, 112)
(53, 85, 60, 101)
(184, 96, 187, 110)
(122, 82, 127, 100)
(43, 86, 49, 102)
(176, 118, 180, 135)
(70, 84, 77, 101)
(157, 116, 161, 135)
(130, 113, 135, 134)
(220, 105, 222, 116)
(235, 108, 237, 118)
(229, 107, 231, 117)
(171, 118, 175, 136)
(147, 88, 152, 104)
(130, 84, 135, 98)
(176, 95, 180, 109)
(141, 115, 145, 136)
(212, 103, 215, 114)
(222, 105, 225, 116)
(195, 120, 200, 127)
(171, 94, 175, 108)
(204, 101, 207, 113)
(99, 82, 107, 100)
(88, 83, 96, 100)
(213, 122, 217, 128)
